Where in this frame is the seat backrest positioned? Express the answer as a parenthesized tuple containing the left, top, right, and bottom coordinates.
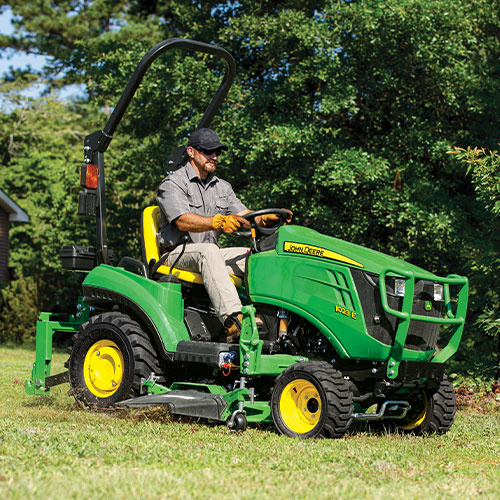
(141, 206, 242, 287)
(141, 206, 203, 284)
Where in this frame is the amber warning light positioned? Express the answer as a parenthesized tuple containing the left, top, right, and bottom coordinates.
(80, 164, 99, 189)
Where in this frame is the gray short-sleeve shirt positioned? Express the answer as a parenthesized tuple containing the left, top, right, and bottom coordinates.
(156, 162, 247, 249)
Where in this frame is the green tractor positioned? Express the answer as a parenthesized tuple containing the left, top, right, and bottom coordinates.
(26, 39, 468, 438)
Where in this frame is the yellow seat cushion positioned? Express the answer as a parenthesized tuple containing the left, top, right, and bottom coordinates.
(141, 206, 242, 287)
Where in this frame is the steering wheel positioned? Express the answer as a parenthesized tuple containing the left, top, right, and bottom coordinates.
(234, 208, 291, 238)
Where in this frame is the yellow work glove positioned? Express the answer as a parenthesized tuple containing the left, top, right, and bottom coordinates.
(260, 213, 280, 227)
(261, 210, 293, 227)
(212, 214, 244, 234)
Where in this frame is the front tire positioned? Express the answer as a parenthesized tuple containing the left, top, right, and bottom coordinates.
(395, 379, 457, 434)
(271, 361, 353, 438)
(68, 311, 162, 408)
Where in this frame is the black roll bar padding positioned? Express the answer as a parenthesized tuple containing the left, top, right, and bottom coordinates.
(95, 150, 108, 265)
(85, 38, 237, 162)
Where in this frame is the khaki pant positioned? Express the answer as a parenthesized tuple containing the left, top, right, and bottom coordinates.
(166, 243, 249, 322)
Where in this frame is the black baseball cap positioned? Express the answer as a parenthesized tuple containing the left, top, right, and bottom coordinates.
(187, 128, 228, 151)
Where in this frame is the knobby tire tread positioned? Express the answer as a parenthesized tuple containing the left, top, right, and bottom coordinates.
(68, 311, 164, 406)
(426, 379, 456, 435)
(272, 361, 353, 438)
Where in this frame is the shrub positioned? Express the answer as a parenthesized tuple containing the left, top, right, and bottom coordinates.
(0, 274, 39, 345)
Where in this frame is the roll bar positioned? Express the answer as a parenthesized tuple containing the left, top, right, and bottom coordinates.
(83, 38, 236, 162)
(78, 38, 236, 265)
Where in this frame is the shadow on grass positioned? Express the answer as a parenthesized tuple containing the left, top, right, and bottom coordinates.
(18, 397, 443, 439)
(18, 394, 420, 437)
(109, 406, 407, 438)
(20, 395, 461, 438)
(22, 395, 63, 408)
(349, 420, 400, 437)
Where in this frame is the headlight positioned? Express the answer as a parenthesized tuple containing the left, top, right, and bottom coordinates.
(434, 283, 444, 301)
(394, 279, 406, 297)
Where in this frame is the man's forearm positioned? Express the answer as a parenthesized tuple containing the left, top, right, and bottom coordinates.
(175, 213, 214, 232)
(175, 211, 253, 232)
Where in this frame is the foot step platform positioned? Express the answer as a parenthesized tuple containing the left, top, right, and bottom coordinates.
(118, 390, 228, 421)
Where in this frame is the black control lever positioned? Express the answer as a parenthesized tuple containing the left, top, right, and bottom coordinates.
(150, 235, 189, 277)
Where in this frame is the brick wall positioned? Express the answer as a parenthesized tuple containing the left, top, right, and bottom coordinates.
(0, 208, 10, 282)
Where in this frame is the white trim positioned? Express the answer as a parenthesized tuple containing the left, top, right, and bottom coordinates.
(0, 189, 29, 222)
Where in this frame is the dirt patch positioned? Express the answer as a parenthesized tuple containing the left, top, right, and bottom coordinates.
(455, 380, 500, 413)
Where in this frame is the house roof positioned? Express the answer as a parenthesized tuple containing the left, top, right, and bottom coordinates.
(0, 189, 29, 222)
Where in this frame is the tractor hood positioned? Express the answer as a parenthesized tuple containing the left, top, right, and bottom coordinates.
(275, 225, 436, 278)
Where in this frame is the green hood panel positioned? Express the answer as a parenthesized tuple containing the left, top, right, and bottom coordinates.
(276, 226, 436, 278)
(247, 225, 464, 361)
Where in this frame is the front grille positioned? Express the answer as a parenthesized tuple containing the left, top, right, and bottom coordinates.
(351, 269, 443, 351)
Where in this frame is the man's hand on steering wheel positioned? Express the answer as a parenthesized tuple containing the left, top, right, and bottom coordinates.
(258, 209, 293, 227)
(212, 214, 250, 234)
(230, 208, 292, 239)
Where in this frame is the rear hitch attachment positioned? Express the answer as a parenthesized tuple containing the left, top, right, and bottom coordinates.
(352, 400, 410, 421)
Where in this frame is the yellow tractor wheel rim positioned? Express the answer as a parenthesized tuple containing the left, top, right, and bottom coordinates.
(83, 339, 125, 398)
(279, 378, 322, 434)
(397, 393, 428, 430)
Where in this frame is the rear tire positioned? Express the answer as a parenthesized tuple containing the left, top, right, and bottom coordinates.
(271, 361, 352, 438)
(395, 379, 457, 434)
(68, 311, 163, 408)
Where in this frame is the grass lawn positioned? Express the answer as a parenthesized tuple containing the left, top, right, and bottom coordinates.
(1, 346, 499, 499)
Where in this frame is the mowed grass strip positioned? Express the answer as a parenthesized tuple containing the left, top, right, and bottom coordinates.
(1, 346, 499, 499)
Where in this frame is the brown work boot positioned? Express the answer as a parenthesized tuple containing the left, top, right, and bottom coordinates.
(225, 313, 263, 343)
(225, 313, 243, 343)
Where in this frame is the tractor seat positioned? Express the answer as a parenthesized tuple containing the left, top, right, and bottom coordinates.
(141, 206, 242, 287)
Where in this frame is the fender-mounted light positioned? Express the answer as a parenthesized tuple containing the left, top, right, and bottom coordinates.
(434, 283, 444, 301)
(394, 279, 406, 297)
(80, 164, 99, 189)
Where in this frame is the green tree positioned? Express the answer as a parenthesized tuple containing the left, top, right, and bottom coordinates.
(1, 0, 500, 376)
(0, 77, 97, 313)
(451, 146, 500, 378)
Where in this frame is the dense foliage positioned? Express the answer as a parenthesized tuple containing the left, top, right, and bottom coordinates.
(451, 146, 500, 377)
(0, 0, 498, 377)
